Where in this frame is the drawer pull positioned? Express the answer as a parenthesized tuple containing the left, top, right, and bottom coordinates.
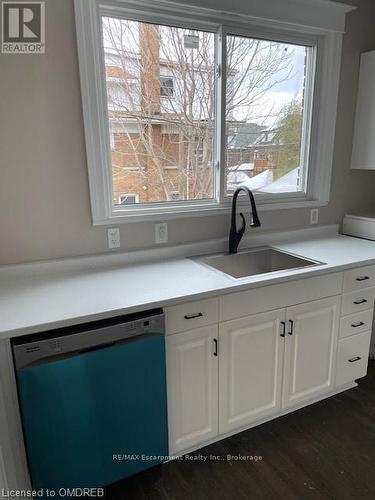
(351, 321, 365, 328)
(353, 299, 367, 305)
(348, 356, 361, 363)
(184, 312, 203, 320)
(356, 276, 370, 281)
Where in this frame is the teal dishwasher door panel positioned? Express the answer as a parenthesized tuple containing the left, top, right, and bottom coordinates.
(17, 334, 168, 491)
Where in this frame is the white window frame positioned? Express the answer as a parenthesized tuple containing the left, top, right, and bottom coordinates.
(74, 0, 354, 224)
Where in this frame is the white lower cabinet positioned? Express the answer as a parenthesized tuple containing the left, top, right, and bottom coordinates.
(282, 296, 340, 408)
(218, 309, 285, 433)
(335, 331, 371, 387)
(167, 293, 360, 455)
(166, 325, 218, 454)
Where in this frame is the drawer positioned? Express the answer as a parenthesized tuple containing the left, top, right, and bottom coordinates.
(339, 309, 374, 339)
(335, 331, 371, 387)
(343, 265, 375, 292)
(165, 297, 219, 334)
(220, 272, 343, 321)
(341, 287, 375, 316)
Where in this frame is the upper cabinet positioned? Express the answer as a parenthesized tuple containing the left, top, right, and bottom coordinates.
(351, 51, 375, 170)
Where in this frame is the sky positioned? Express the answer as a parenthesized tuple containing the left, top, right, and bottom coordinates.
(233, 42, 308, 127)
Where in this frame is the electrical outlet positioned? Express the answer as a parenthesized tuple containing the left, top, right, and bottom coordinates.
(310, 208, 319, 225)
(107, 227, 120, 249)
(155, 223, 168, 244)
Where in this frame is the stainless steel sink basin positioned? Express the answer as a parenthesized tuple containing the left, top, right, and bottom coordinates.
(194, 247, 323, 279)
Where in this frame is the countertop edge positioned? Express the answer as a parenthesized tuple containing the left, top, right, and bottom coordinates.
(2, 252, 375, 340)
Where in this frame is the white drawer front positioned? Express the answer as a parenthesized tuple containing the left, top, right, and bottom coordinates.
(220, 273, 343, 322)
(341, 287, 375, 316)
(335, 331, 371, 387)
(343, 265, 375, 292)
(165, 297, 219, 334)
(339, 309, 374, 339)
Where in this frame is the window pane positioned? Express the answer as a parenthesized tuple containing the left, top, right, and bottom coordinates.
(225, 35, 311, 196)
(102, 17, 215, 206)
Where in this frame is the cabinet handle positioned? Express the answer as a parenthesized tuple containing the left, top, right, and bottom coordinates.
(356, 276, 370, 281)
(184, 312, 203, 320)
(213, 338, 218, 356)
(348, 356, 361, 363)
(353, 299, 367, 305)
(351, 321, 365, 328)
(288, 320, 294, 335)
(280, 321, 286, 338)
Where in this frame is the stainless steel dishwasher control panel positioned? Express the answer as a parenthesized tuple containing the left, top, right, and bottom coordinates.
(12, 310, 165, 370)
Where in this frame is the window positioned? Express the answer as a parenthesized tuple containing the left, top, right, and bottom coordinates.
(102, 17, 215, 206)
(169, 191, 181, 201)
(109, 131, 115, 150)
(75, 0, 351, 223)
(225, 35, 312, 195)
(119, 193, 139, 205)
(160, 76, 174, 98)
(196, 138, 204, 165)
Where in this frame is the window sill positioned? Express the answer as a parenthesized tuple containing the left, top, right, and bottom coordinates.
(94, 199, 328, 225)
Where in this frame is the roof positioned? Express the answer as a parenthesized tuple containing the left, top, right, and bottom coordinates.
(227, 122, 264, 149)
(259, 167, 300, 193)
(227, 167, 301, 193)
(253, 129, 278, 146)
(227, 169, 273, 191)
(227, 124, 281, 149)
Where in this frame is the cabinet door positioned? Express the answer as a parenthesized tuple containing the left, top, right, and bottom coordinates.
(282, 296, 340, 408)
(219, 309, 285, 434)
(166, 325, 218, 454)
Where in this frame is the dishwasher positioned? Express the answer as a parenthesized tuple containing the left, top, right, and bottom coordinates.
(12, 308, 168, 492)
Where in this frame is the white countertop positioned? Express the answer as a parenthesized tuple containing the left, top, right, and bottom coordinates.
(2, 225, 375, 338)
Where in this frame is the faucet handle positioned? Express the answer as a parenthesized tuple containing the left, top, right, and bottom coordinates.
(238, 212, 246, 236)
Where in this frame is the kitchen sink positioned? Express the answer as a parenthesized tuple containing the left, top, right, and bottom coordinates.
(194, 247, 324, 279)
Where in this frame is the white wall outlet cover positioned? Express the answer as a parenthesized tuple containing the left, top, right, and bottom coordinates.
(107, 227, 120, 249)
(155, 223, 168, 244)
(310, 209, 319, 225)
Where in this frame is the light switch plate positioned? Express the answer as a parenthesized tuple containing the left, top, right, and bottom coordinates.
(310, 208, 319, 225)
(155, 223, 168, 244)
(108, 227, 120, 249)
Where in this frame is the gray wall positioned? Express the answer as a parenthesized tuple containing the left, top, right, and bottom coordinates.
(0, 0, 375, 265)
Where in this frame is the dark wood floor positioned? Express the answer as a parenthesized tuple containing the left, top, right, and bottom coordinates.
(106, 361, 375, 500)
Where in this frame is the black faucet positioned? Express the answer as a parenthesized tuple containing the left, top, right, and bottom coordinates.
(229, 187, 261, 254)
